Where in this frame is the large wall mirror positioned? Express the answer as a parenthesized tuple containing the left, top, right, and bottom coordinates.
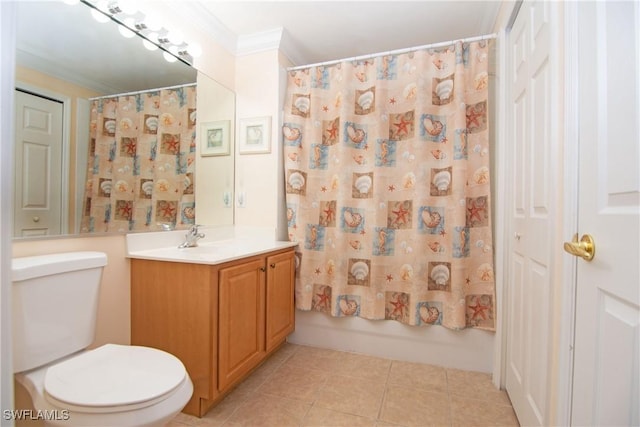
(14, 0, 235, 238)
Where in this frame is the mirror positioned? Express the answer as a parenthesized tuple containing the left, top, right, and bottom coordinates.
(14, 0, 235, 237)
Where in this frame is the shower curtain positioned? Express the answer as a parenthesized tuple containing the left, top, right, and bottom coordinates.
(282, 40, 495, 330)
(80, 85, 197, 233)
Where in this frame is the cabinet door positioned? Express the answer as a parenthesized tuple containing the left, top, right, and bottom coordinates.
(265, 250, 296, 352)
(218, 258, 266, 391)
(131, 259, 214, 405)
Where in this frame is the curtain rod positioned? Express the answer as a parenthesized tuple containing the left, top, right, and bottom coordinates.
(286, 33, 497, 71)
(89, 82, 197, 101)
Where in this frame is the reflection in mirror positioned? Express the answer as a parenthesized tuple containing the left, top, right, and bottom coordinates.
(13, 0, 235, 238)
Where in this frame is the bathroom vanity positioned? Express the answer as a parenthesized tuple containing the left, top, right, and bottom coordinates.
(127, 228, 298, 416)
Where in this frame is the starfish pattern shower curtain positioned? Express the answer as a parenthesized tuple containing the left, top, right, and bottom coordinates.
(283, 40, 495, 330)
(80, 85, 197, 233)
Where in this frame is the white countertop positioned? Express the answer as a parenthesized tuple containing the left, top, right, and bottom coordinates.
(126, 226, 298, 265)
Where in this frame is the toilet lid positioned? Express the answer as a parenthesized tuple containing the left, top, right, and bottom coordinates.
(44, 344, 187, 409)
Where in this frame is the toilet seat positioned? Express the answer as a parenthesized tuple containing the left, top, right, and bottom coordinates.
(44, 344, 187, 414)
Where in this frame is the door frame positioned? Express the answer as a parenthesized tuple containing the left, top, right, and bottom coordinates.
(14, 81, 71, 235)
(494, 1, 579, 425)
(0, 1, 17, 418)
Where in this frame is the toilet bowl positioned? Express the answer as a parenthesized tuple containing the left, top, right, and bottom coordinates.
(15, 345, 193, 427)
(12, 252, 193, 426)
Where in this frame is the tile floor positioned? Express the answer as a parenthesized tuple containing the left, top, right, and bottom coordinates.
(169, 343, 519, 427)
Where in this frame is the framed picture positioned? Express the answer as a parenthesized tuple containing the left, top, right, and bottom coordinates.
(200, 120, 230, 156)
(239, 116, 271, 154)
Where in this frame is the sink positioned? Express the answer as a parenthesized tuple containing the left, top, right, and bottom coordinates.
(126, 229, 298, 265)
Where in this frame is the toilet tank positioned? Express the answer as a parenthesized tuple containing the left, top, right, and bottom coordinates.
(12, 251, 108, 373)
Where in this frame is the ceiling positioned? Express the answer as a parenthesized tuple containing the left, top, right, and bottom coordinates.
(187, 1, 504, 65)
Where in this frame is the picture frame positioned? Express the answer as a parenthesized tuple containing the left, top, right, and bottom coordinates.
(239, 116, 271, 154)
(200, 120, 230, 156)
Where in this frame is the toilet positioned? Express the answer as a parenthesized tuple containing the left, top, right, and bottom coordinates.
(12, 251, 193, 427)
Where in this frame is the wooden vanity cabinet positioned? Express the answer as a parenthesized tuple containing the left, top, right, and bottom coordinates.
(130, 247, 295, 417)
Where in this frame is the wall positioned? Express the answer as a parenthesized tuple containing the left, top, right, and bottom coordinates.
(234, 49, 283, 229)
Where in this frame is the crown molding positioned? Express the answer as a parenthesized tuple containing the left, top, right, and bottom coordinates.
(158, 1, 238, 55)
(160, 2, 310, 65)
(16, 48, 121, 94)
(236, 27, 283, 56)
(278, 29, 309, 66)
(236, 27, 309, 66)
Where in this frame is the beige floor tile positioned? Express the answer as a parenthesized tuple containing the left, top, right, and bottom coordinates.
(223, 393, 311, 427)
(230, 362, 276, 398)
(256, 363, 329, 402)
(302, 406, 377, 427)
(314, 375, 386, 418)
(450, 395, 520, 426)
(379, 384, 451, 427)
(286, 345, 352, 374)
(375, 421, 409, 427)
(340, 352, 392, 383)
(198, 390, 248, 426)
(446, 368, 512, 406)
(388, 361, 448, 395)
(165, 413, 197, 427)
(170, 412, 223, 427)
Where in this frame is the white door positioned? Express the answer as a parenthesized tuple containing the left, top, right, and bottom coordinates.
(570, 2, 640, 425)
(504, 1, 561, 425)
(14, 89, 63, 237)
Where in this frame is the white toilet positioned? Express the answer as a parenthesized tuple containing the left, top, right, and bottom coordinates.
(12, 251, 193, 427)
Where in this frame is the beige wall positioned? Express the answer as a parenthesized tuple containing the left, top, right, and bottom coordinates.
(234, 49, 283, 229)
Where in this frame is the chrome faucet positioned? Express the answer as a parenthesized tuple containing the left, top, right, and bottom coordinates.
(178, 224, 205, 248)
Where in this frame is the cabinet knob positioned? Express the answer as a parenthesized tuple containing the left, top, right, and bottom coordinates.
(259, 267, 266, 272)
(270, 263, 276, 269)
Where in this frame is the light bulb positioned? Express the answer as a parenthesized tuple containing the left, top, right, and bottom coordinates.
(91, 8, 110, 23)
(142, 34, 158, 51)
(163, 51, 178, 63)
(118, 18, 136, 38)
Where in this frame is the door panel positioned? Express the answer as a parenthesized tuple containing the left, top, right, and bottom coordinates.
(571, 2, 640, 425)
(14, 90, 63, 236)
(505, 1, 558, 425)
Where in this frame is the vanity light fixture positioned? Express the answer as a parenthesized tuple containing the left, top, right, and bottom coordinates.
(74, 0, 200, 65)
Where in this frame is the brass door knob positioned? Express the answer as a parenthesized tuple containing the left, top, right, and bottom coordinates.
(563, 234, 595, 261)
